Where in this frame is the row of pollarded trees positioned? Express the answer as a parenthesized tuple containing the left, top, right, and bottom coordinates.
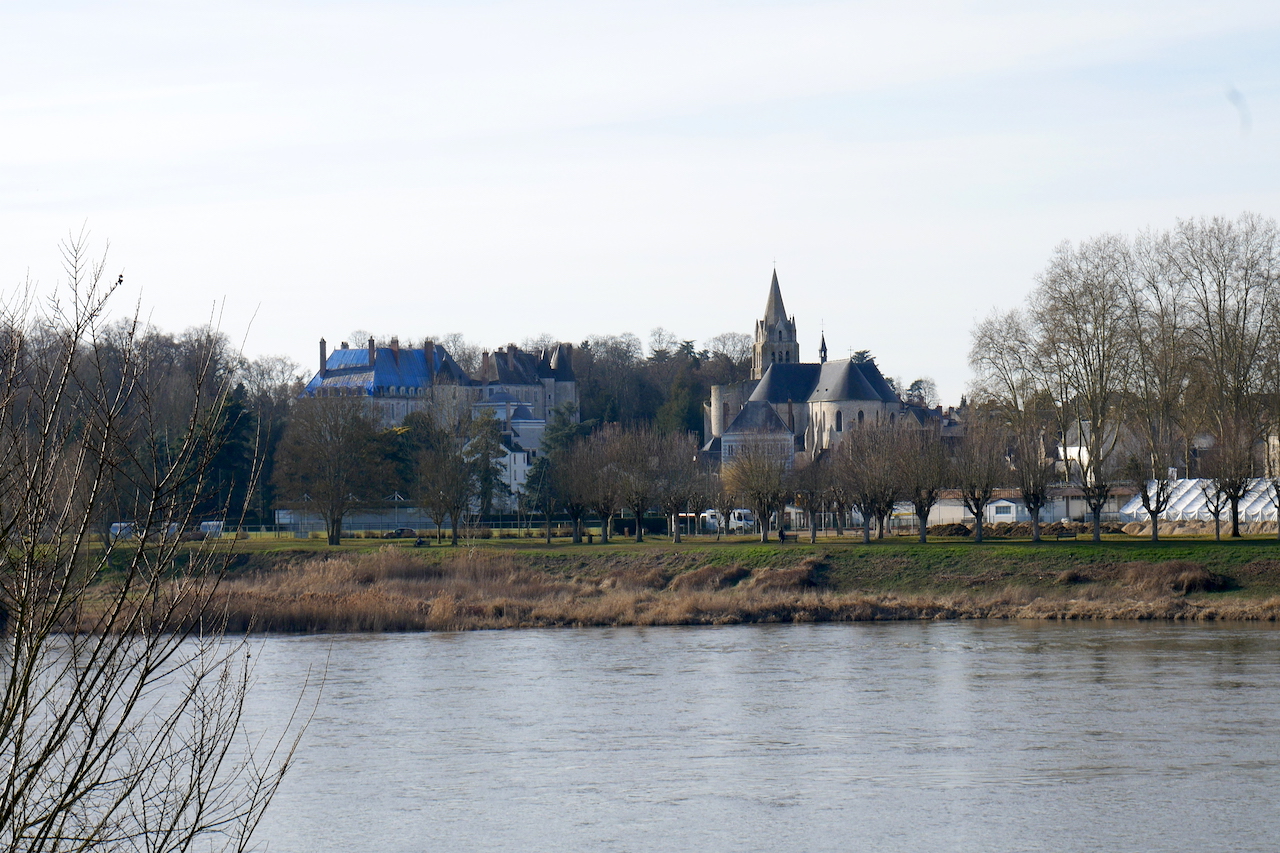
(525, 422, 705, 544)
(722, 416, 1030, 545)
(971, 212, 1280, 540)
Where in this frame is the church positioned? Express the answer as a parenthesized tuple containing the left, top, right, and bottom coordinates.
(704, 271, 905, 469)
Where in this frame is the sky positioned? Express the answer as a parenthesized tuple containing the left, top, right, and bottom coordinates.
(2, 1, 1278, 404)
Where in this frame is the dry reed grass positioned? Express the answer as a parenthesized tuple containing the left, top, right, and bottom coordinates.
(135, 547, 1280, 633)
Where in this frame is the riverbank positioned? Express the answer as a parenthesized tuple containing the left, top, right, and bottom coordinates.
(161, 538, 1280, 631)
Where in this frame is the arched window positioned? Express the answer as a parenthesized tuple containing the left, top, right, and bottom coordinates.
(889, 412, 895, 425)
(771, 352, 776, 363)
(857, 410, 864, 425)
(836, 411, 843, 432)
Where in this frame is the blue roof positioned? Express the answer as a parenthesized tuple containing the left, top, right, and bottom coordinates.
(303, 345, 466, 396)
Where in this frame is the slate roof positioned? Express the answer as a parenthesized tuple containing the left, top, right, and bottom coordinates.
(303, 344, 470, 396)
(747, 358, 899, 405)
(724, 400, 792, 435)
(763, 269, 788, 327)
(303, 341, 574, 397)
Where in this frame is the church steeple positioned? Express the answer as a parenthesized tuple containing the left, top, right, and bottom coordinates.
(819, 332, 827, 364)
(752, 269, 800, 380)
(763, 269, 787, 327)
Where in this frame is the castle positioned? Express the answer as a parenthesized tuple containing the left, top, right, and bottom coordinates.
(704, 271, 907, 468)
(302, 336, 578, 500)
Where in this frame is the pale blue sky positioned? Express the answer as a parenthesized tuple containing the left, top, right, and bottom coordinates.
(2, 1, 1278, 402)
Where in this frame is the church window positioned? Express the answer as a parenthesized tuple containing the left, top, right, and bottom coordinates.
(889, 412, 895, 425)
(836, 411, 843, 432)
(857, 410, 864, 425)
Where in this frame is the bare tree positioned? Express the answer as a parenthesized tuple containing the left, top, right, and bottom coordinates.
(614, 426, 660, 542)
(898, 429, 950, 543)
(954, 413, 1008, 543)
(581, 427, 625, 543)
(1201, 477, 1229, 541)
(710, 469, 737, 541)
(274, 395, 380, 545)
(1121, 230, 1190, 542)
(0, 234, 304, 852)
(1031, 235, 1132, 543)
(655, 431, 700, 543)
(787, 456, 830, 544)
(834, 425, 899, 545)
(416, 428, 474, 546)
(722, 441, 788, 543)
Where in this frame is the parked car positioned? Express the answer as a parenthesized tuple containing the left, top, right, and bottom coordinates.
(383, 528, 418, 539)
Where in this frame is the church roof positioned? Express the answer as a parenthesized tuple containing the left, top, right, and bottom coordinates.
(763, 269, 788, 327)
(750, 363, 822, 403)
(747, 358, 899, 405)
(724, 400, 792, 435)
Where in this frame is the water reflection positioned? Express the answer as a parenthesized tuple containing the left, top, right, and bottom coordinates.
(248, 623, 1280, 852)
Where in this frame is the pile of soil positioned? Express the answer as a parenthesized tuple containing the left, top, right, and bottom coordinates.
(927, 523, 971, 537)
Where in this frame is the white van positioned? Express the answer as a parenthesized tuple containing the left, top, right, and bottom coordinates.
(698, 509, 756, 533)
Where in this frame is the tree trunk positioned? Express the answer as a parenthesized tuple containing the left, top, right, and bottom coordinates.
(1030, 507, 1041, 543)
(572, 517, 582, 544)
(1230, 499, 1241, 538)
(1091, 507, 1102, 543)
(973, 514, 984, 543)
(672, 513, 682, 544)
(809, 513, 818, 544)
(917, 510, 928, 543)
(1214, 514, 1222, 541)
(1148, 509, 1160, 543)
(545, 512, 552, 544)
(861, 515, 871, 544)
(450, 513, 460, 546)
(635, 510, 644, 543)
(327, 516, 342, 546)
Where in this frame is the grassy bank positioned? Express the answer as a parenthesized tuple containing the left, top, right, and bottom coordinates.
(143, 536, 1280, 631)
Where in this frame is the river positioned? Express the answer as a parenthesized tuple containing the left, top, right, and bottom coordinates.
(246, 623, 1280, 852)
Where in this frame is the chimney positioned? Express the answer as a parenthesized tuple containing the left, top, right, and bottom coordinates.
(390, 337, 400, 365)
(340, 341, 349, 349)
(367, 336, 376, 366)
(319, 338, 327, 375)
(424, 340, 435, 375)
(507, 344, 517, 371)
(481, 351, 491, 384)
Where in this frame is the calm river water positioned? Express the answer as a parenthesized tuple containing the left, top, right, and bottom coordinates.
(247, 623, 1280, 852)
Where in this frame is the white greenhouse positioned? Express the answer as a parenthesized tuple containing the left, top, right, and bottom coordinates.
(1119, 479, 1278, 523)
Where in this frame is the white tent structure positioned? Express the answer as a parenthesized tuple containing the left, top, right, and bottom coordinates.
(1119, 479, 1278, 523)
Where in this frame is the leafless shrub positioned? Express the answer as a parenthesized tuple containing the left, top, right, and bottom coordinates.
(1123, 561, 1229, 595)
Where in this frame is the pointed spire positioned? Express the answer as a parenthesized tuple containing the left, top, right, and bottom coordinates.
(819, 332, 828, 364)
(763, 268, 787, 327)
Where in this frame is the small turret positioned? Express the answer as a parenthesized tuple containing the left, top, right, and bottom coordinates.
(819, 333, 827, 364)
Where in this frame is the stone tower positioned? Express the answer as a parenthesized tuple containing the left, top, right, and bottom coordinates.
(752, 270, 800, 379)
